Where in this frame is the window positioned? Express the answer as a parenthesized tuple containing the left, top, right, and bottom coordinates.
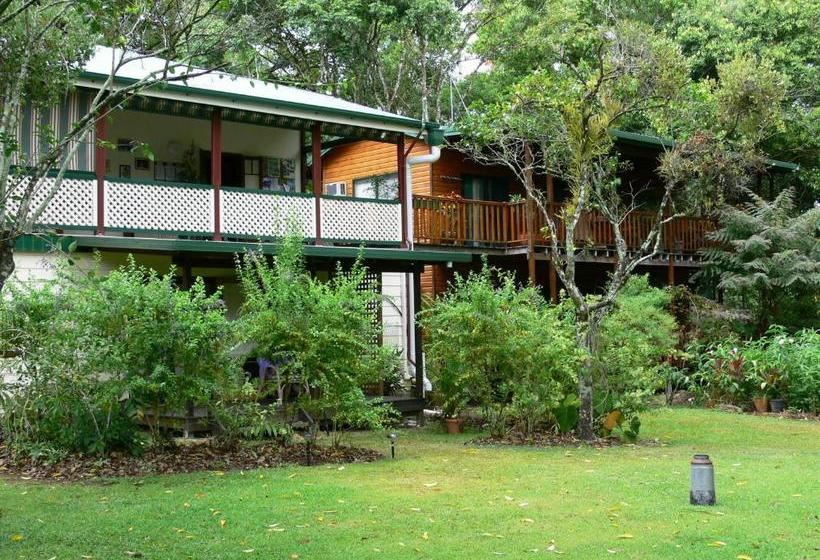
(353, 173, 399, 200)
(325, 181, 347, 196)
(244, 157, 261, 188)
(462, 174, 508, 202)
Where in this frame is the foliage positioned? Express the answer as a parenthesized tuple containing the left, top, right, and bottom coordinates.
(690, 326, 820, 412)
(0, 256, 239, 456)
(220, 0, 468, 121)
(696, 188, 820, 333)
(235, 234, 398, 446)
(212, 381, 293, 449)
(596, 276, 679, 434)
(420, 262, 581, 435)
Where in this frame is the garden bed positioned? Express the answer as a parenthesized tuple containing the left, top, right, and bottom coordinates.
(0, 442, 381, 482)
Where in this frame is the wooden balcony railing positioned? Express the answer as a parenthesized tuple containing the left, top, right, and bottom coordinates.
(413, 195, 529, 246)
(413, 195, 713, 254)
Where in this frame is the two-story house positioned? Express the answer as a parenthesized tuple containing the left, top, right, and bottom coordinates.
(10, 47, 467, 409)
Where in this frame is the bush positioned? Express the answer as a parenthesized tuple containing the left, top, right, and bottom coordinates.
(0, 256, 239, 457)
(689, 327, 820, 412)
(235, 234, 398, 445)
(420, 263, 581, 435)
(596, 276, 679, 433)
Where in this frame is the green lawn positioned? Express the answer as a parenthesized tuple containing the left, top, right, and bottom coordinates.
(1, 408, 818, 559)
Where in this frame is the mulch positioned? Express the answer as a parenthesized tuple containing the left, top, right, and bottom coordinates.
(0, 442, 381, 482)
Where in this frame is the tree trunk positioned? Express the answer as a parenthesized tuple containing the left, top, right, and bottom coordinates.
(0, 236, 16, 293)
(577, 309, 601, 441)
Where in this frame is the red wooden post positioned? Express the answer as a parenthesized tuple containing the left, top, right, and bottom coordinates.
(211, 108, 222, 241)
(397, 134, 408, 248)
(312, 122, 323, 244)
(94, 107, 107, 235)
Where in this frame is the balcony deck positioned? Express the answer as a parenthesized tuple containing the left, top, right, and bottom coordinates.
(413, 195, 713, 262)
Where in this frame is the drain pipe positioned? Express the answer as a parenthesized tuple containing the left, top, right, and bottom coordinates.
(405, 144, 441, 250)
(404, 143, 441, 396)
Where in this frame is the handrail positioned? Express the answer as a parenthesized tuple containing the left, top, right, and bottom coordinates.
(413, 195, 713, 253)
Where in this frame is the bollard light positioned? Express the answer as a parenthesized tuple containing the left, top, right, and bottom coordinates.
(690, 454, 716, 505)
(388, 432, 397, 459)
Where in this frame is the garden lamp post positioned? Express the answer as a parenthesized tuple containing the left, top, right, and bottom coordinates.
(690, 454, 716, 505)
(388, 432, 397, 459)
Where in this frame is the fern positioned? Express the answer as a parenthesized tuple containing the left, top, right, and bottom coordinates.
(696, 187, 820, 332)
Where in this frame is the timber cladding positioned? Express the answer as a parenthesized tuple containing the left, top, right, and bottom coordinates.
(321, 139, 432, 196)
(431, 148, 524, 199)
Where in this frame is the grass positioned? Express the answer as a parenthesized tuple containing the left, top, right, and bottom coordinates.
(1, 408, 818, 559)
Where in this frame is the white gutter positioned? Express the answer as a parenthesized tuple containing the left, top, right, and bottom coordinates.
(404, 143, 441, 396)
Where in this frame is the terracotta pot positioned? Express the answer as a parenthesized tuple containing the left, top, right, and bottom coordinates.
(444, 417, 463, 434)
(770, 398, 785, 413)
(752, 397, 769, 413)
(603, 410, 623, 432)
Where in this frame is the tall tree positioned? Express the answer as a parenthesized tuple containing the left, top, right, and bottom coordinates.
(223, 0, 477, 121)
(0, 0, 240, 292)
(458, 1, 788, 438)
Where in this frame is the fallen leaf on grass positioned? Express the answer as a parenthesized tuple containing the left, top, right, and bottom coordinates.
(616, 534, 633, 539)
(242, 549, 255, 554)
(708, 541, 727, 548)
(219, 519, 227, 528)
(421, 532, 429, 540)
(736, 555, 752, 560)
(522, 518, 534, 524)
(10, 534, 24, 542)
(124, 552, 143, 558)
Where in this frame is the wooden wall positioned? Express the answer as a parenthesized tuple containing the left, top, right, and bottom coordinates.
(430, 148, 524, 198)
(321, 139, 432, 196)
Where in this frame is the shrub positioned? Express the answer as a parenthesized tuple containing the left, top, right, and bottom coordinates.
(0, 256, 239, 456)
(235, 234, 398, 446)
(420, 263, 581, 435)
(596, 276, 679, 433)
(689, 327, 820, 412)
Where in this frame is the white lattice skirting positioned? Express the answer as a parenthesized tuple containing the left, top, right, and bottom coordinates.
(105, 180, 213, 234)
(320, 198, 401, 243)
(220, 190, 315, 239)
(10, 176, 96, 228)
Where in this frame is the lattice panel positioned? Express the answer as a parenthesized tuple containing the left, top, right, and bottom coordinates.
(320, 198, 401, 243)
(105, 180, 212, 234)
(9, 176, 96, 229)
(221, 190, 315, 239)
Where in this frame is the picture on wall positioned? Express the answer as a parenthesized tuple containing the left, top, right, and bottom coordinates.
(262, 157, 297, 191)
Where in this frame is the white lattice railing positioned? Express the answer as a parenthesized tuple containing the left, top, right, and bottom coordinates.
(13, 175, 96, 229)
(104, 179, 213, 234)
(320, 197, 402, 243)
(23, 176, 403, 244)
(220, 189, 315, 239)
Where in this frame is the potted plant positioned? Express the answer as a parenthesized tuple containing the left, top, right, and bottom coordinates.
(442, 394, 469, 434)
(768, 372, 786, 413)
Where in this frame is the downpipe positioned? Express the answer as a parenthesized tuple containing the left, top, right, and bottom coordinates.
(404, 144, 441, 396)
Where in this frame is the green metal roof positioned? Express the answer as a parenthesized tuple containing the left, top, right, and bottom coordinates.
(79, 47, 444, 140)
(442, 127, 799, 171)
